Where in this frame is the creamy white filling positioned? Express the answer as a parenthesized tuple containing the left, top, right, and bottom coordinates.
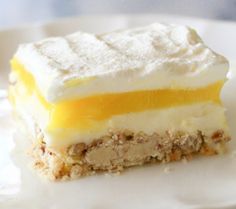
(13, 97, 228, 147)
(14, 23, 228, 102)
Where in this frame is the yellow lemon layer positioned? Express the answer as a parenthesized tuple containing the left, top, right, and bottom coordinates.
(11, 59, 223, 131)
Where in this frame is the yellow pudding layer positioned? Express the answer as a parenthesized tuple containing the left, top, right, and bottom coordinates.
(10, 59, 223, 131)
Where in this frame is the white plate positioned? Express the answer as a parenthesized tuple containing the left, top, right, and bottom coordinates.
(0, 14, 236, 209)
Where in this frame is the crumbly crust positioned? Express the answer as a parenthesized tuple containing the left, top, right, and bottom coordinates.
(30, 129, 230, 181)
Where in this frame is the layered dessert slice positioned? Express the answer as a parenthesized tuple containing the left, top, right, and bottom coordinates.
(9, 23, 230, 180)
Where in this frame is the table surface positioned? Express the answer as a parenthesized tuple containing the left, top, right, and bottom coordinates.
(1, 0, 236, 29)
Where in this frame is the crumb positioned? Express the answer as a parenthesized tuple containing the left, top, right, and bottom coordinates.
(111, 171, 121, 176)
(163, 166, 173, 174)
(181, 157, 188, 164)
(104, 173, 112, 177)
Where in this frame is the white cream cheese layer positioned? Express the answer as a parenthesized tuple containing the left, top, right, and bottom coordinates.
(14, 23, 228, 102)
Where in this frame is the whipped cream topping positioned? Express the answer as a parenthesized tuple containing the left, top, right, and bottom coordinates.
(14, 23, 229, 102)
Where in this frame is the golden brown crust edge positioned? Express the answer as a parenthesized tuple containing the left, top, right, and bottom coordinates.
(30, 129, 230, 181)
